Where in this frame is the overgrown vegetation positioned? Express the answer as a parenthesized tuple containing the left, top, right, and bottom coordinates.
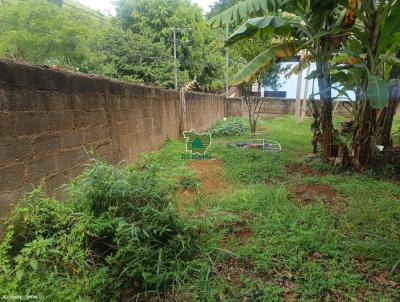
(1, 116, 399, 301)
(210, 0, 400, 169)
(208, 118, 250, 137)
(0, 161, 199, 301)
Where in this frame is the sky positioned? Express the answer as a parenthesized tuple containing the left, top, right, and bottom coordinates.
(76, 0, 216, 16)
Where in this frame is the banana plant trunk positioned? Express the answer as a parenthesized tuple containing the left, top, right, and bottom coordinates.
(352, 99, 377, 168)
(377, 51, 400, 147)
(316, 59, 334, 160)
(352, 4, 380, 169)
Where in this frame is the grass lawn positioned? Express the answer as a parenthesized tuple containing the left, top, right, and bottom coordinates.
(1, 115, 399, 301)
(146, 115, 400, 301)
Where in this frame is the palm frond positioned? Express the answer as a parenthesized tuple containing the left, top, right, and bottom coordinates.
(231, 42, 298, 84)
(208, 0, 284, 27)
(226, 16, 291, 45)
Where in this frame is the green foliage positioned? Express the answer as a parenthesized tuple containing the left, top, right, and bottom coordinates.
(208, 0, 283, 27)
(0, 0, 226, 90)
(226, 16, 290, 46)
(216, 144, 286, 184)
(367, 74, 390, 109)
(1, 116, 400, 301)
(231, 42, 298, 85)
(0, 161, 198, 301)
(89, 26, 175, 87)
(0, 0, 105, 68)
(113, 0, 225, 90)
(208, 118, 250, 137)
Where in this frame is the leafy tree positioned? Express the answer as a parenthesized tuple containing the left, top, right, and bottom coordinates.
(90, 26, 176, 87)
(0, 0, 226, 90)
(114, 0, 225, 89)
(0, 0, 105, 68)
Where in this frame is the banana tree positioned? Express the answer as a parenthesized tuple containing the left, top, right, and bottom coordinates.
(209, 0, 353, 160)
(336, 0, 400, 168)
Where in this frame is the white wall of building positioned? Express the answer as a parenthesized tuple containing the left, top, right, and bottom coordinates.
(269, 62, 355, 101)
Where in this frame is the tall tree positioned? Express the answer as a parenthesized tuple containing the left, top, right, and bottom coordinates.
(114, 0, 225, 89)
(209, 0, 347, 160)
(0, 0, 105, 67)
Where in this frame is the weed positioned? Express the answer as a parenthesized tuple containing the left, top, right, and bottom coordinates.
(208, 118, 250, 137)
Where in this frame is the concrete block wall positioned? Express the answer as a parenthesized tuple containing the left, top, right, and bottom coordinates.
(0, 59, 226, 223)
(224, 97, 352, 117)
(185, 91, 226, 132)
(0, 58, 358, 228)
(225, 97, 244, 117)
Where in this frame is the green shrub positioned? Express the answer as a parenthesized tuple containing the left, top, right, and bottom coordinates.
(208, 118, 249, 137)
(0, 161, 199, 301)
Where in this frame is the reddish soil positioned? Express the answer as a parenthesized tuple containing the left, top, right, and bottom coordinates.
(220, 211, 254, 244)
(214, 256, 255, 286)
(286, 164, 327, 176)
(290, 183, 337, 205)
(176, 159, 229, 215)
(223, 225, 253, 245)
(188, 158, 230, 193)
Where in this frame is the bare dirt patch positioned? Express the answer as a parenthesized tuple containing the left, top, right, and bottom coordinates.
(214, 256, 255, 286)
(290, 183, 337, 205)
(286, 164, 327, 176)
(188, 158, 230, 193)
(219, 211, 255, 245)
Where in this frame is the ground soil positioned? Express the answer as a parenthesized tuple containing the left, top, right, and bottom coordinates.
(214, 256, 256, 286)
(290, 183, 337, 205)
(188, 158, 230, 193)
(176, 159, 230, 215)
(218, 211, 255, 244)
(286, 164, 327, 176)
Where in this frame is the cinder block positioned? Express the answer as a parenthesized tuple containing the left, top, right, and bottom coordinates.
(27, 156, 56, 182)
(16, 112, 48, 136)
(48, 111, 73, 131)
(73, 111, 90, 128)
(87, 93, 106, 110)
(57, 148, 86, 171)
(83, 125, 108, 144)
(73, 110, 106, 128)
(0, 113, 16, 138)
(33, 134, 61, 157)
(61, 129, 82, 149)
(42, 68, 68, 91)
(95, 142, 112, 162)
(36, 91, 65, 111)
(2, 89, 36, 112)
(64, 94, 79, 110)
(89, 110, 107, 125)
(0, 137, 33, 164)
(45, 173, 69, 192)
(0, 163, 25, 190)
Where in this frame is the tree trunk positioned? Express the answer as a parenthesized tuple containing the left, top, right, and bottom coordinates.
(316, 59, 334, 160)
(352, 100, 377, 168)
(377, 51, 400, 147)
(352, 4, 380, 169)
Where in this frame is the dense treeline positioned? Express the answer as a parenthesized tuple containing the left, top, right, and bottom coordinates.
(0, 0, 226, 91)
